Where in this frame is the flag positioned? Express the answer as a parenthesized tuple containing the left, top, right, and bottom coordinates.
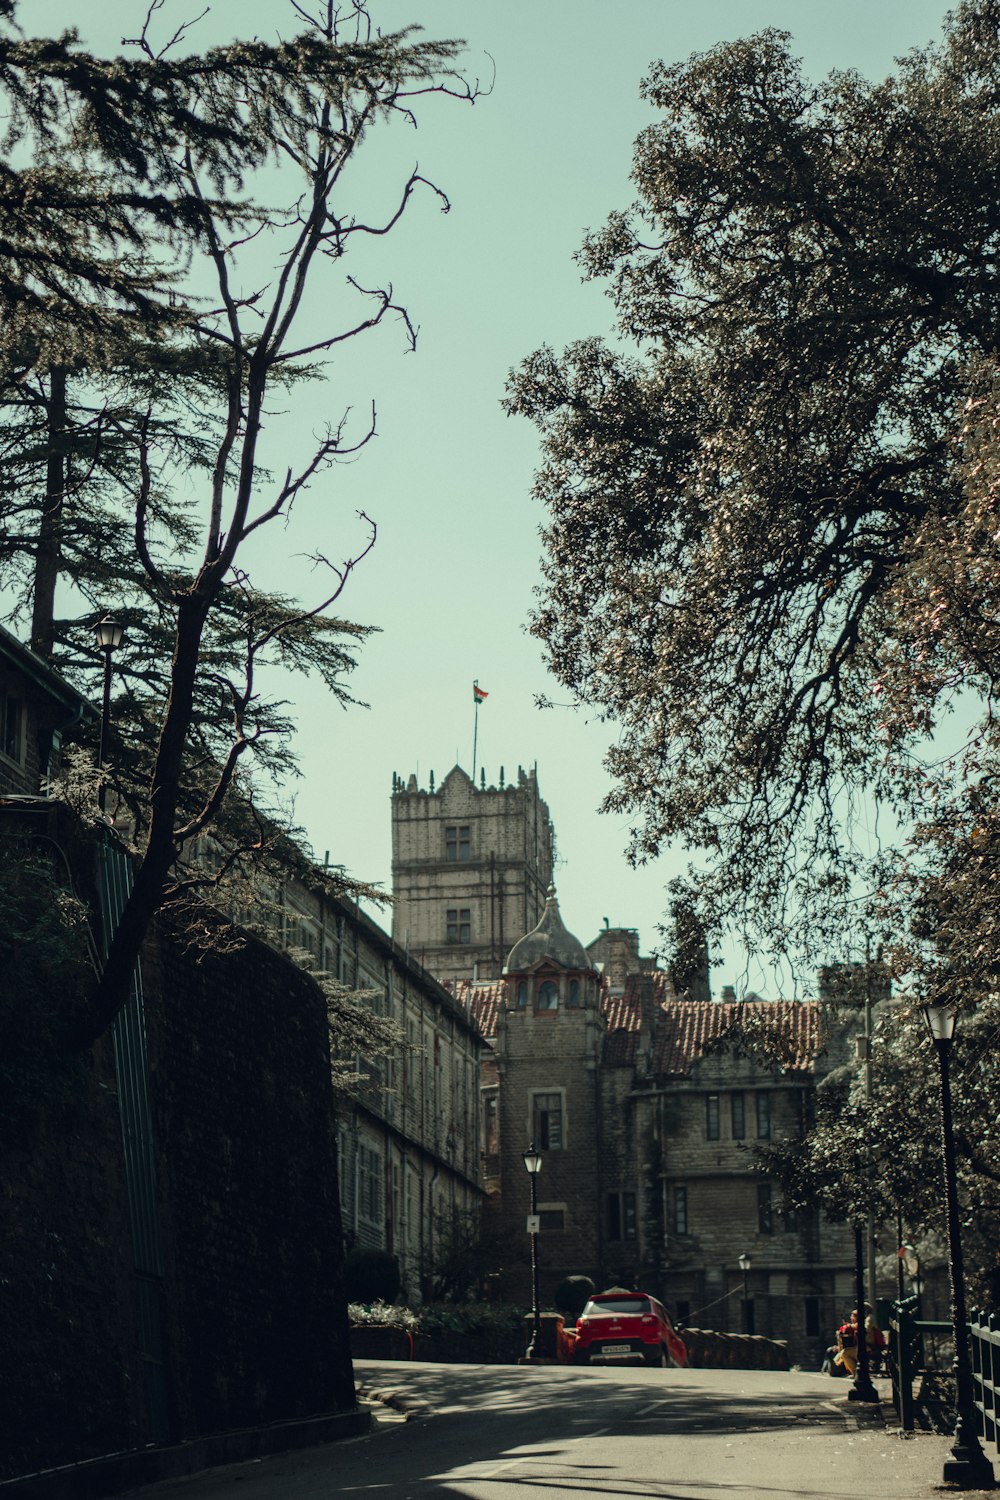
(473, 683, 488, 703)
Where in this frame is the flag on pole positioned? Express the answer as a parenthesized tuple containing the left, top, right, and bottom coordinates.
(473, 683, 488, 703)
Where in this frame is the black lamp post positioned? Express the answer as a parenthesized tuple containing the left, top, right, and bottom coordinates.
(94, 615, 125, 815)
(847, 1223, 879, 1404)
(923, 1002, 996, 1489)
(738, 1252, 751, 1334)
(523, 1144, 542, 1361)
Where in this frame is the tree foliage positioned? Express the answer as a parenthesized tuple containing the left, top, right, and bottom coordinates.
(755, 1001, 1000, 1300)
(0, 2, 477, 1050)
(505, 0, 1000, 973)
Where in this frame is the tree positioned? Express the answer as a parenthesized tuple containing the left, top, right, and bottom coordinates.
(0, 2, 477, 1052)
(752, 1001, 1000, 1303)
(505, 1, 1000, 971)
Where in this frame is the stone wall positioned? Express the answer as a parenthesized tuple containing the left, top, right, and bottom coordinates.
(145, 909, 355, 1440)
(1, 857, 354, 1481)
(496, 995, 605, 1299)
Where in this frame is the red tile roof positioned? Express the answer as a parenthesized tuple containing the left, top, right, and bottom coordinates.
(450, 980, 504, 1043)
(604, 997, 822, 1076)
(451, 974, 821, 1076)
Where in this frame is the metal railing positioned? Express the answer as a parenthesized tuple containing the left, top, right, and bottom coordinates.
(887, 1295, 953, 1432)
(970, 1310, 1000, 1453)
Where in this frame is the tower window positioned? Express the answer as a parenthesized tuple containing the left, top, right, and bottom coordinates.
(673, 1185, 688, 1236)
(446, 908, 471, 944)
(482, 1089, 498, 1154)
(532, 1091, 563, 1149)
(537, 980, 559, 1010)
(607, 1191, 637, 1241)
(445, 824, 471, 861)
(515, 980, 528, 1008)
(568, 979, 580, 1007)
(756, 1092, 772, 1140)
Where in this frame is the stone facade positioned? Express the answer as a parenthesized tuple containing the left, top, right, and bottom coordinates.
(243, 867, 485, 1304)
(391, 763, 553, 985)
(0, 622, 97, 795)
(459, 902, 861, 1370)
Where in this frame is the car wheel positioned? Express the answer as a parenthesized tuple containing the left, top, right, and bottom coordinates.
(644, 1344, 668, 1368)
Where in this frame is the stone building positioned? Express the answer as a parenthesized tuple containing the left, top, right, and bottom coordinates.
(457, 890, 857, 1368)
(0, 621, 97, 794)
(245, 867, 485, 1304)
(391, 763, 554, 986)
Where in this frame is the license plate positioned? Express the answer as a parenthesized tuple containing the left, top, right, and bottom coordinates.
(601, 1343, 630, 1354)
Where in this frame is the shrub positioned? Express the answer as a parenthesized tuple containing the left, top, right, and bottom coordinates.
(347, 1300, 418, 1331)
(344, 1247, 400, 1304)
(553, 1276, 595, 1322)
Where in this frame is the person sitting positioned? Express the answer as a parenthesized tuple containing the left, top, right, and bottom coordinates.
(833, 1306, 885, 1376)
(834, 1309, 860, 1376)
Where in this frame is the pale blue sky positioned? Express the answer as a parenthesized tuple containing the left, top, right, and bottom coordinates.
(35, 0, 954, 992)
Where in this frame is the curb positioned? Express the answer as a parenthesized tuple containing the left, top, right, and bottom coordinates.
(355, 1384, 431, 1422)
(0, 1408, 372, 1500)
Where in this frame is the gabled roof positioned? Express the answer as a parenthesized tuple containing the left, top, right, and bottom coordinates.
(603, 993, 822, 1076)
(451, 980, 504, 1043)
(0, 623, 98, 719)
(451, 971, 820, 1075)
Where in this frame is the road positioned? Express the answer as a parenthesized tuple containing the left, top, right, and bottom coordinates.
(126, 1359, 990, 1500)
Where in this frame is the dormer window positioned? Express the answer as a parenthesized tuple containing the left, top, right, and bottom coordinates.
(537, 980, 559, 1011)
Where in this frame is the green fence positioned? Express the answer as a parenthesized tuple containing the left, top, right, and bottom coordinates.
(887, 1295, 953, 1433)
(970, 1310, 1000, 1454)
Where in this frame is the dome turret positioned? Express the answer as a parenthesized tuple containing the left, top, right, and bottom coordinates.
(503, 885, 590, 973)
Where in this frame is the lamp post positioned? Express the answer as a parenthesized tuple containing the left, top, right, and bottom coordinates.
(738, 1252, 751, 1334)
(523, 1144, 542, 1361)
(847, 1223, 879, 1404)
(923, 1003, 996, 1489)
(94, 615, 125, 815)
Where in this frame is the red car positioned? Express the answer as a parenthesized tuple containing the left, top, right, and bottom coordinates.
(575, 1291, 687, 1368)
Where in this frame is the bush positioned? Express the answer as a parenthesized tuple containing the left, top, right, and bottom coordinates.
(344, 1248, 401, 1305)
(347, 1300, 417, 1331)
(553, 1276, 595, 1322)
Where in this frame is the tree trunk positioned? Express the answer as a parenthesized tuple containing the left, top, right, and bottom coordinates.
(65, 587, 214, 1052)
(30, 364, 66, 660)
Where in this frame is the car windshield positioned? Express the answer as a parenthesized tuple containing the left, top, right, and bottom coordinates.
(583, 1297, 650, 1316)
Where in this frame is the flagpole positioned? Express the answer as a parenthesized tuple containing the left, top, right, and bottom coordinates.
(472, 679, 480, 782)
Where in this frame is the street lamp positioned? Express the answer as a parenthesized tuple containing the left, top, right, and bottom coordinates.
(847, 1224, 879, 1404)
(94, 615, 124, 815)
(923, 1002, 996, 1489)
(523, 1144, 542, 1361)
(737, 1252, 751, 1334)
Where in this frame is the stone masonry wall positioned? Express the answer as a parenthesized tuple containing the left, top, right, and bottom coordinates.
(391, 766, 553, 984)
(144, 909, 355, 1439)
(496, 996, 604, 1301)
(1, 839, 354, 1480)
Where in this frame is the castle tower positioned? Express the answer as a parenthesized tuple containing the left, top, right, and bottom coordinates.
(495, 886, 606, 1298)
(391, 763, 554, 986)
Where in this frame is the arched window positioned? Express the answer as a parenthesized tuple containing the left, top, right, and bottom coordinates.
(516, 980, 528, 1008)
(568, 979, 580, 1007)
(538, 980, 559, 1011)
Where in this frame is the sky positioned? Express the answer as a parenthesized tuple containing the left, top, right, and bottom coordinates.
(35, 0, 956, 994)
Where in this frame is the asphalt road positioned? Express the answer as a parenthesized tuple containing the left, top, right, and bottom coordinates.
(125, 1359, 992, 1500)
